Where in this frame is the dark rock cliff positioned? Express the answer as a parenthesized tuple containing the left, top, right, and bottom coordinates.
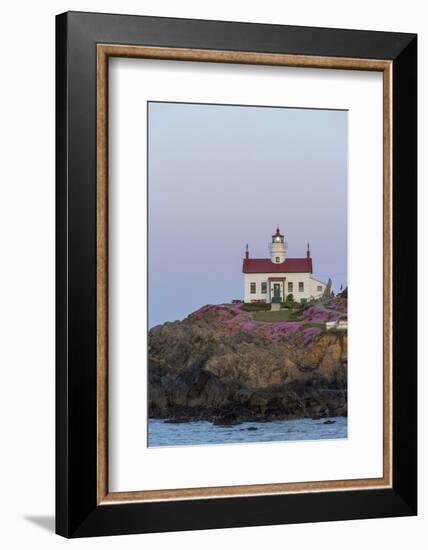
(148, 303, 347, 424)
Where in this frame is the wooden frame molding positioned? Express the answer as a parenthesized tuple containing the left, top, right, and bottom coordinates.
(96, 44, 393, 505)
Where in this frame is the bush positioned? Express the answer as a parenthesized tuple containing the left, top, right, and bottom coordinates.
(283, 293, 295, 308)
(339, 286, 348, 299)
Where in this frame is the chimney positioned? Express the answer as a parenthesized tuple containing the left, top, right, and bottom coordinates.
(245, 244, 249, 259)
(307, 243, 310, 258)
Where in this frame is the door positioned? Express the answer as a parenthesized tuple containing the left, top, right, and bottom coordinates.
(272, 283, 281, 303)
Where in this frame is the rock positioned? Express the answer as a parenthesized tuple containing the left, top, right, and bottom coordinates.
(164, 418, 194, 424)
(323, 278, 333, 299)
(323, 420, 336, 425)
(149, 304, 347, 423)
(213, 412, 241, 426)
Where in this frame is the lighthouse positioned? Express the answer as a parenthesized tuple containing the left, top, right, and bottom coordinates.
(269, 227, 287, 263)
(242, 226, 327, 304)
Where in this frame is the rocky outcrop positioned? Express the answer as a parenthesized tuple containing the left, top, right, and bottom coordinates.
(149, 303, 347, 424)
(323, 278, 333, 299)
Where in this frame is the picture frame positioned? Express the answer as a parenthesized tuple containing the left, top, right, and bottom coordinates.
(56, 11, 417, 537)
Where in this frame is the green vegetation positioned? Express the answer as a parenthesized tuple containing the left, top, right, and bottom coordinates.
(283, 293, 295, 309)
(253, 309, 299, 322)
(338, 286, 348, 299)
(327, 328, 348, 336)
(301, 322, 325, 330)
(242, 302, 271, 312)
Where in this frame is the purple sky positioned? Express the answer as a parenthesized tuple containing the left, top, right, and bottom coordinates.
(148, 102, 347, 327)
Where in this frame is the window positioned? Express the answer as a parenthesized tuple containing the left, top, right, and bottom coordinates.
(275, 257, 280, 263)
(261, 282, 267, 294)
(299, 282, 304, 292)
(250, 282, 256, 294)
(288, 282, 293, 293)
(317, 285, 322, 292)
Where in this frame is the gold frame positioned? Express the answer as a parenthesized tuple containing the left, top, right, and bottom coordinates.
(96, 44, 392, 505)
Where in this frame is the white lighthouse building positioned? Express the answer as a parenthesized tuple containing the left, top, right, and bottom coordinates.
(243, 227, 327, 304)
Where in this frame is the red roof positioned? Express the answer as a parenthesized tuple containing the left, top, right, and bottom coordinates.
(242, 258, 312, 273)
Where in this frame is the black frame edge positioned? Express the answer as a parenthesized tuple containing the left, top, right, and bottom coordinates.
(65, 10, 416, 60)
(55, 11, 418, 538)
(71, 489, 415, 538)
(55, 11, 69, 538)
(392, 35, 418, 515)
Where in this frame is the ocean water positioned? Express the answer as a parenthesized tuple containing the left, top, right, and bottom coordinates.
(148, 417, 347, 447)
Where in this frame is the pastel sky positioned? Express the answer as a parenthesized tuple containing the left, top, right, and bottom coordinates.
(148, 102, 347, 328)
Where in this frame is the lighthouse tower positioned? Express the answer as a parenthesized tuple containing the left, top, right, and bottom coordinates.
(269, 227, 287, 263)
